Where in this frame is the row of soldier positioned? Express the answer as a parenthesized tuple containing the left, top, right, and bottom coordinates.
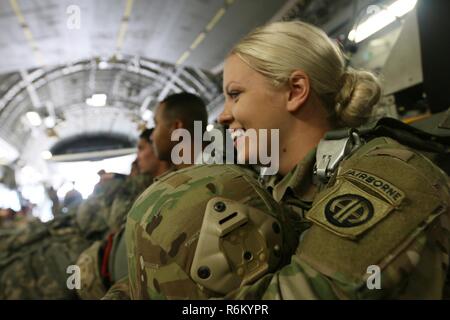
(0, 92, 206, 299)
(1, 20, 449, 300)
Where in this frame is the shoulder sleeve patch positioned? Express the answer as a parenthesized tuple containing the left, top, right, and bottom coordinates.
(298, 149, 448, 284)
(306, 179, 395, 240)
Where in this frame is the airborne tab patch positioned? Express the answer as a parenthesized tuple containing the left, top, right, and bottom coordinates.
(341, 169, 405, 205)
(307, 180, 395, 240)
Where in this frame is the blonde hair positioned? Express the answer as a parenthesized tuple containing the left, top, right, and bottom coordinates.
(230, 21, 381, 128)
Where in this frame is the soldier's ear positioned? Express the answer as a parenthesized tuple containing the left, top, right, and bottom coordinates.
(172, 119, 184, 130)
(286, 70, 310, 113)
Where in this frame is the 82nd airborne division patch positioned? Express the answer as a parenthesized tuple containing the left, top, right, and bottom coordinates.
(307, 171, 405, 240)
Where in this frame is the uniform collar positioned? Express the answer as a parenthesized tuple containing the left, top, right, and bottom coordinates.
(268, 148, 318, 203)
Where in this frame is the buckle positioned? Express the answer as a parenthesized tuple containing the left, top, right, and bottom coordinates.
(314, 129, 363, 182)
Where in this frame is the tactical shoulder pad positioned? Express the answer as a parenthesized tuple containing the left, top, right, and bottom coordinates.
(299, 137, 450, 296)
(126, 164, 297, 299)
(190, 196, 284, 295)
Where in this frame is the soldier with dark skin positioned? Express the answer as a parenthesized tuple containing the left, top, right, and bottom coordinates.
(123, 21, 450, 300)
(0, 93, 208, 300)
(151, 92, 209, 168)
(101, 92, 209, 299)
(106, 129, 171, 232)
(76, 129, 170, 299)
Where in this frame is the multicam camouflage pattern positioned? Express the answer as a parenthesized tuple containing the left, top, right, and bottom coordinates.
(106, 174, 154, 231)
(76, 240, 107, 300)
(225, 137, 450, 299)
(76, 173, 154, 300)
(0, 213, 92, 299)
(125, 164, 299, 299)
(101, 276, 130, 300)
(76, 176, 125, 237)
(0, 175, 126, 299)
(75, 195, 108, 239)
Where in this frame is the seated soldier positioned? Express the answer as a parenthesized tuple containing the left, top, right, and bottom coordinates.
(76, 129, 170, 299)
(101, 92, 210, 299)
(0, 155, 134, 299)
(123, 21, 450, 300)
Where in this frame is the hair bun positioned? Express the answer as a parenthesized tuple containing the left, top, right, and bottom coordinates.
(334, 68, 381, 127)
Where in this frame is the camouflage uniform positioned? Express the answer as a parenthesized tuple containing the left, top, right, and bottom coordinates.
(101, 276, 130, 300)
(226, 137, 450, 299)
(106, 174, 154, 232)
(0, 214, 92, 299)
(124, 164, 299, 299)
(0, 176, 123, 299)
(76, 173, 153, 300)
(124, 136, 450, 300)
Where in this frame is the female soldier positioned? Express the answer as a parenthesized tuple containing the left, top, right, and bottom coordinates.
(124, 21, 450, 299)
